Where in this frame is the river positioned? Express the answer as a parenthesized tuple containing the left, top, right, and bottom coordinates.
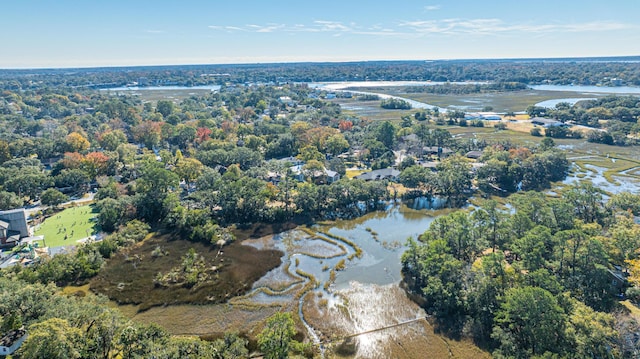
(310, 81, 640, 114)
(100, 82, 640, 115)
(534, 97, 597, 108)
(529, 84, 640, 94)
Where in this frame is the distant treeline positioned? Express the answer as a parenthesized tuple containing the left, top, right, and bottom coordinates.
(404, 82, 529, 94)
(2, 57, 640, 90)
(526, 95, 640, 146)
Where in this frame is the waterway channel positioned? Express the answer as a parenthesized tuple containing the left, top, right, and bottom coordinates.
(235, 202, 447, 357)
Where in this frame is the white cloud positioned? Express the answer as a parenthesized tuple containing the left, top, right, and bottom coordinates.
(207, 18, 635, 38)
(424, 5, 441, 11)
(225, 26, 247, 31)
(313, 20, 352, 32)
(399, 19, 635, 35)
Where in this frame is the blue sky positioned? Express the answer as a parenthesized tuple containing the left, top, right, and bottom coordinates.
(2, 0, 639, 68)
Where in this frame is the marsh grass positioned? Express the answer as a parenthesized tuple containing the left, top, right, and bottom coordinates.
(90, 234, 282, 311)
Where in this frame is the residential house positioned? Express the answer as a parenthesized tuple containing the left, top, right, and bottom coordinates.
(0, 220, 20, 248)
(423, 146, 454, 158)
(465, 150, 484, 160)
(0, 327, 27, 356)
(0, 209, 29, 248)
(354, 168, 401, 181)
(530, 117, 568, 128)
(276, 156, 304, 167)
(325, 169, 341, 184)
(608, 265, 629, 296)
(289, 164, 340, 184)
(278, 96, 296, 107)
(418, 161, 438, 171)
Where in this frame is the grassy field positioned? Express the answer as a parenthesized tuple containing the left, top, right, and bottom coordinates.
(34, 205, 99, 248)
(345, 168, 366, 179)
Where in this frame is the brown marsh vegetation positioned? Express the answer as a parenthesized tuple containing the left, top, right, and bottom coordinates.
(90, 234, 283, 311)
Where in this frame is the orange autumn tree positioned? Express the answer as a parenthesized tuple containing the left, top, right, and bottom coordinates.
(82, 152, 110, 178)
(132, 121, 162, 149)
(61, 152, 84, 169)
(196, 127, 212, 144)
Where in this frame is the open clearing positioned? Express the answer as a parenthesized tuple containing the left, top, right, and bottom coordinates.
(34, 205, 98, 248)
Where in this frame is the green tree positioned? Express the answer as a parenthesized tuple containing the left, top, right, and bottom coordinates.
(20, 318, 83, 359)
(98, 130, 127, 151)
(427, 211, 482, 263)
(376, 120, 396, 149)
(513, 225, 554, 271)
(258, 312, 296, 359)
(156, 100, 174, 118)
(118, 323, 168, 359)
(471, 200, 508, 252)
(97, 198, 123, 233)
(0, 139, 11, 164)
(608, 192, 640, 215)
(492, 286, 566, 358)
(539, 137, 556, 150)
(325, 134, 349, 156)
(136, 163, 179, 223)
(175, 157, 204, 188)
(467, 252, 512, 346)
(4, 170, 54, 201)
(565, 182, 606, 223)
(297, 145, 324, 162)
(435, 155, 472, 206)
(565, 299, 617, 359)
(401, 238, 466, 334)
(399, 165, 435, 192)
(170, 124, 197, 149)
(55, 168, 91, 194)
(40, 188, 68, 207)
(0, 190, 23, 210)
(213, 332, 249, 359)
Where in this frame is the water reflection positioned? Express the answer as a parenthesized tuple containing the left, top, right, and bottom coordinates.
(404, 196, 447, 210)
(563, 163, 640, 195)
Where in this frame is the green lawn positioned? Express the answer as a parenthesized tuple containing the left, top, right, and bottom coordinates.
(34, 205, 99, 248)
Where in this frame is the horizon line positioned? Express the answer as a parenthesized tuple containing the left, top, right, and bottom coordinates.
(2, 54, 640, 71)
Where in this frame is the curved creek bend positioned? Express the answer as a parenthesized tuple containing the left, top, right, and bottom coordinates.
(238, 204, 441, 354)
(118, 203, 489, 358)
